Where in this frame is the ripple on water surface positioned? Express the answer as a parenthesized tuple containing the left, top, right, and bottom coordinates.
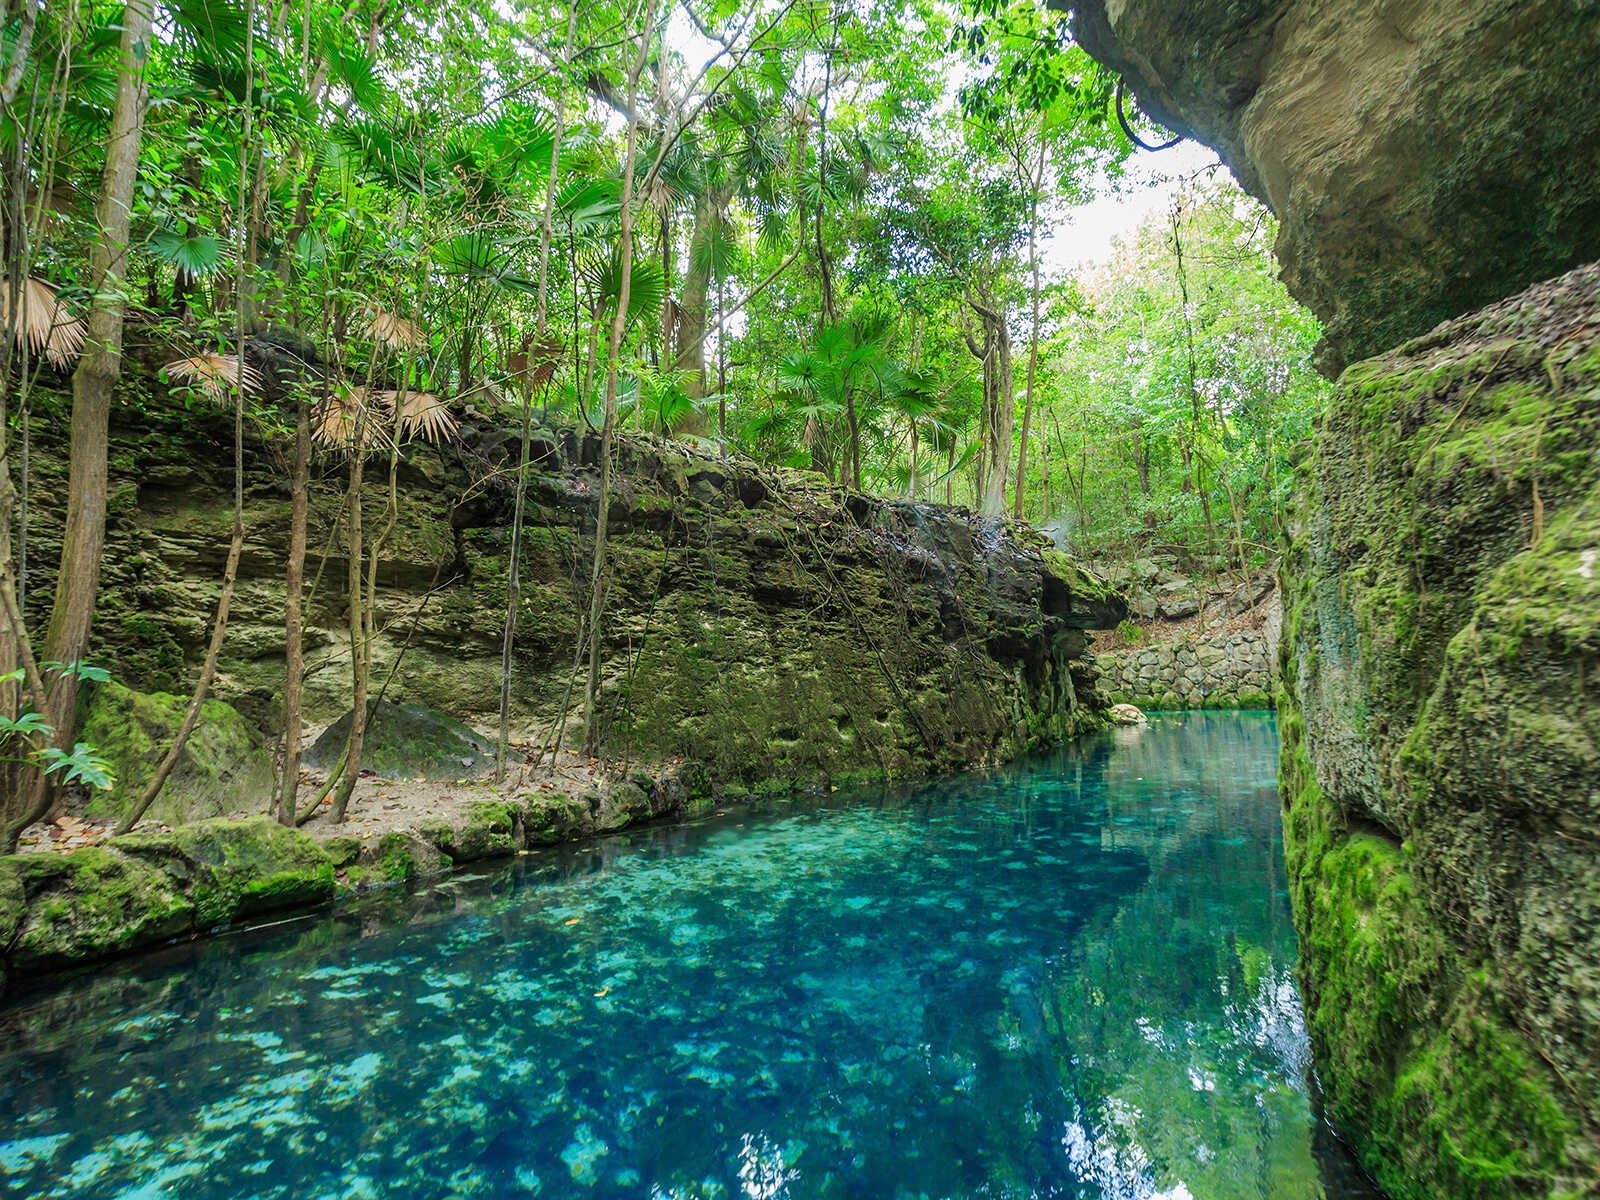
(0, 711, 1384, 1199)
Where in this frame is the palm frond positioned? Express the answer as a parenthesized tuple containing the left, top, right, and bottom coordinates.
(0, 277, 86, 368)
(365, 309, 425, 351)
(390, 390, 458, 444)
(148, 229, 227, 277)
(164, 353, 262, 400)
(312, 386, 391, 449)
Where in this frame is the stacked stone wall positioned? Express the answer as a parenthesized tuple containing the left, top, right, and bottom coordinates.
(1097, 627, 1274, 710)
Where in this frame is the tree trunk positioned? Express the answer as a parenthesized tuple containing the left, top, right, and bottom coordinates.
(673, 192, 715, 396)
(497, 0, 577, 781)
(277, 388, 310, 823)
(582, 0, 658, 755)
(331, 444, 367, 822)
(1014, 169, 1043, 522)
(34, 0, 153, 793)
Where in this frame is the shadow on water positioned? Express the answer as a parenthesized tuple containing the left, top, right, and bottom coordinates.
(0, 711, 1384, 1199)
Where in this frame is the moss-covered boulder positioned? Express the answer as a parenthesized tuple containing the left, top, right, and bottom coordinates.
(591, 782, 650, 833)
(3, 847, 195, 970)
(1279, 262, 1600, 1197)
(303, 700, 515, 780)
(521, 792, 593, 845)
(79, 680, 274, 826)
(435, 800, 520, 862)
(354, 830, 444, 885)
(169, 819, 335, 925)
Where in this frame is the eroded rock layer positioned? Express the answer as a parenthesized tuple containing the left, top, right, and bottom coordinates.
(22, 381, 1121, 793)
(1068, 0, 1600, 373)
(1279, 264, 1600, 1197)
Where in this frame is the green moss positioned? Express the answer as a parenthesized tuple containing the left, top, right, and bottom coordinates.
(166, 819, 335, 927)
(435, 800, 519, 861)
(80, 681, 275, 826)
(521, 792, 592, 845)
(322, 837, 361, 869)
(4, 847, 195, 968)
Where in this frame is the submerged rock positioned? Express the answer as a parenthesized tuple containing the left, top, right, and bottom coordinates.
(1279, 262, 1600, 1198)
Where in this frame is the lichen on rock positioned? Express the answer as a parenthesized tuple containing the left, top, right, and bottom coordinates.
(79, 680, 274, 827)
(1278, 262, 1600, 1198)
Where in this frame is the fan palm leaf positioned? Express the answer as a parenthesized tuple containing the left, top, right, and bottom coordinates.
(313, 386, 391, 449)
(164, 353, 262, 400)
(1, 277, 86, 368)
(365, 309, 425, 350)
(387, 390, 458, 444)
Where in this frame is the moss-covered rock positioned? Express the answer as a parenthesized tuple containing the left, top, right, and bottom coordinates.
(24, 395, 1120, 790)
(4, 847, 195, 970)
(79, 680, 274, 826)
(303, 701, 515, 781)
(520, 792, 593, 845)
(591, 782, 650, 833)
(1279, 262, 1600, 1197)
(435, 800, 520, 862)
(164, 819, 335, 926)
(355, 831, 444, 885)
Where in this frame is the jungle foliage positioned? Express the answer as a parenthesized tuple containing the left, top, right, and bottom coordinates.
(0, 0, 1326, 838)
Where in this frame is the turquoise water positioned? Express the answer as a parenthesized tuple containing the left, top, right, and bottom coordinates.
(0, 711, 1381, 1199)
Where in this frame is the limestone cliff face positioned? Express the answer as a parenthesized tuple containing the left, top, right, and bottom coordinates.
(1067, 0, 1600, 373)
(1280, 265, 1599, 1197)
(22, 383, 1121, 789)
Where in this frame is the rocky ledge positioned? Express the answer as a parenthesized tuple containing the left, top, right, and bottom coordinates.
(24, 375, 1124, 814)
(1068, 0, 1600, 373)
(0, 763, 709, 996)
(1279, 261, 1600, 1197)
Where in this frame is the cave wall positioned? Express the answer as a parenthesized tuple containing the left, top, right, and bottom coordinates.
(1278, 263, 1600, 1198)
(1068, 0, 1600, 374)
(20, 374, 1122, 791)
(1063, 2, 1600, 1192)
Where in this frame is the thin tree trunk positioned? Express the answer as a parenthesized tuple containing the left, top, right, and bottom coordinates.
(716, 274, 727, 455)
(582, 0, 657, 755)
(35, 0, 154, 783)
(1013, 147, 1045, 521)
(497, 0, 578, 782)
(330, 428, 368, 822)
(115, 0, 256, 832)
(113, 534, 243, 834)
(276, 385, 310, 823)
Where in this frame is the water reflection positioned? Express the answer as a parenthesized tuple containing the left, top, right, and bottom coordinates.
(0, 712, 1380, 1199)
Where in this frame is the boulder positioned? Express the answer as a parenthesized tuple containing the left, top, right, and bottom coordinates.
(79, 681, 274, 827)
(303, 701, 518, 781)
(1107, 704, 1146, 726)
(590, 782, 651, 833)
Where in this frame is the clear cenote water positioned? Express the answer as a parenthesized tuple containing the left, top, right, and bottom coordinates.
(0, 711, 1382, 1199)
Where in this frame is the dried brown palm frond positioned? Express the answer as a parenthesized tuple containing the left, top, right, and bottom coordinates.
(164, 353, 263, 401)
(0, 276, 86, 368)
(391, 390, 458, 444)
(311, 385, 390, 449)
(365, 310, 424, 351)
(521, 336, 565, 390)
